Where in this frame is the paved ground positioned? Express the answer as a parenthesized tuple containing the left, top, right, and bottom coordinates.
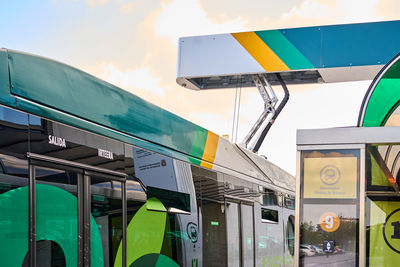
(302, 252, 356, 267)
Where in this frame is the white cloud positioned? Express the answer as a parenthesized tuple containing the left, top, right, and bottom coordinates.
(281, 0, 330, 20)
(86, 0, 109, 7)
(276, 0, 382, 28)
(154, 0, 247, 45)
(101, 63, 165, 97)
(189, 111, 231, 135)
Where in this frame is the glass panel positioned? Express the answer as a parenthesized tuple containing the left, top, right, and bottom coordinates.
(226, 202, 240, 267)
(90, 176, 122, 267)
(285, 197, 295, 209)
(366, 196, 400, 266)
(35, 166, 79, 267)
(300, 149, 360, 267)
(260, 189, 279, 206)
(287, 216, 295, 256)
(241, 204, 254, 267)
(262, 208, 279, 223)
(191, 165, 227, 267)
(0, 106, 29, 266)
(160, 214, 184, 266)
(301, 204, 358, 266)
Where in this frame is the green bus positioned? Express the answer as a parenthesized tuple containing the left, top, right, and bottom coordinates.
(0, 49, 295, 267)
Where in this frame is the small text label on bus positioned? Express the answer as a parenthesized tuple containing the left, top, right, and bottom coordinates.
(48, 135, 66, 148)
(98, 149, 114, 160)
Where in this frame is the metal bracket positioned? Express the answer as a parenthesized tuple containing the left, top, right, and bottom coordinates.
(242, 73, 289, 153)
(242, 74, 278, 150)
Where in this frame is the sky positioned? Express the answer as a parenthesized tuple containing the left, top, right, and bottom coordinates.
(1, 0, 400, 175)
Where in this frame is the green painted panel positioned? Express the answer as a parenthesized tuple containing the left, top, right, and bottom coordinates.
(0, 186, 28, 267)
(114, 198, 167, 267)
(370, 152, 392, 187)
(255, 30, 314, 70)
(155, 254, 180, 267)
(129, 254, 159, 267)
(189, 126, 208, 161)
(129, 253, 179, 267)
(362, 58, 400, 127)
(36, 184, 104, 267)
(7, 51, 199, 158)
(0, 185, 104, 266)
(147, 197, 167, 212)
(0, 50, 15, 106)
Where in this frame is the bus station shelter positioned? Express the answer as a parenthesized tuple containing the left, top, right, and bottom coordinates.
(296, 52, 400, 266)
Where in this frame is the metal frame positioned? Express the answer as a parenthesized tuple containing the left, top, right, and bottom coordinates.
(359, 147, 366, 267)
(28, 153, 128, 267)
(243, 74, 289, 153)
(295, 143, 365, 266)
(297, 126, 400, 146)
(294, 150, 301, 267)
(28, 163, 36, 267)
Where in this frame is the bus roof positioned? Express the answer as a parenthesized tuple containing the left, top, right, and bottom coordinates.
(0, 49, 294, 192)
(176, 20, 400, 90)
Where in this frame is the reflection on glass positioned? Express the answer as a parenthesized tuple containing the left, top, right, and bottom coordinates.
(287, 216, 295, 256)
(300, 204, 358, 266)
(0, 154, 29, 266)
(241, 204, 254, 267)
(91, 176, 122, 267)
(35, 167, 78, 267)
(226, 202, 240, 267)
(366, 197, 400, 266)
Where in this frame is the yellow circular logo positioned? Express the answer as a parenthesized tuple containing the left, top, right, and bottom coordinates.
(319, 212, 340, 232)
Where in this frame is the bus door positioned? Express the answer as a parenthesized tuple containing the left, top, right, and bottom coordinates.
(240, 202, 255, 267)
(225, 196, 255, 267)
(26, 153, 127, 267)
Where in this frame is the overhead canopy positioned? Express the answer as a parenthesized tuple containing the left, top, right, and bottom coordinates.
(177, 20, 400, 90)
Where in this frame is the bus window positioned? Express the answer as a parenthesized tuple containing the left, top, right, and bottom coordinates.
(0, 106, 29, 267)
(261, 208, 279, 223)
(287, 215, 295, 256)
(260, 189, 279, 206)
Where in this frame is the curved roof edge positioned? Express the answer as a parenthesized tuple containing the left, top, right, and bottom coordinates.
(358, 51, 400, 127)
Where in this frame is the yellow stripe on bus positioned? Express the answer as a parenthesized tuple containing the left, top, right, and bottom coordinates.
(200, 132, 219, 169)
(231, 32, 290, 72)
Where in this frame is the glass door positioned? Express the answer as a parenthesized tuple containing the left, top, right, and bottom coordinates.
(240, 204, 254, 267)
(28, 154, 126, 267)
(226, 201, 240, 267)
(31, 164, 82, 267)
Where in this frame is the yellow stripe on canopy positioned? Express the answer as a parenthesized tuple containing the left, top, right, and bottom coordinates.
(232, 31, 290, 72)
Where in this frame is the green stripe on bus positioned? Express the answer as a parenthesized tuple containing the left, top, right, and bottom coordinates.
(189, 126, 208, 161)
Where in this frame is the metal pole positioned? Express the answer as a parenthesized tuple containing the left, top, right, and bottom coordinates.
(122, 182, 127, 267)
(29, 163, 36, 267)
